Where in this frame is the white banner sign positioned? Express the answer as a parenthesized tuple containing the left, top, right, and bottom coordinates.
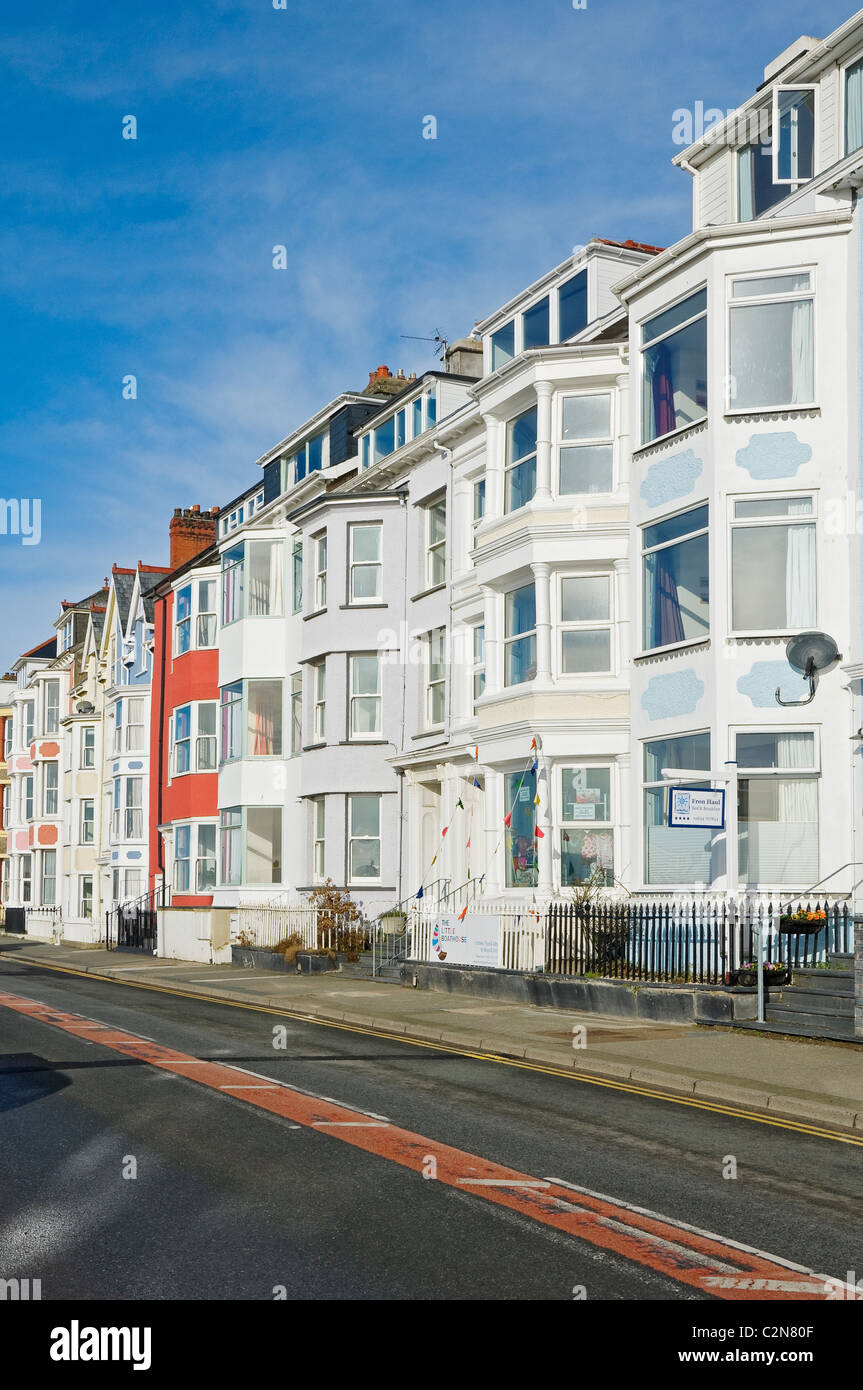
(668, 787, 725, 829)
(431, 914, 499, 967)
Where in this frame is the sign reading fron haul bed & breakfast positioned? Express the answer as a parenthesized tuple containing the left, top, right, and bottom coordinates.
(667, 787, 726, 830)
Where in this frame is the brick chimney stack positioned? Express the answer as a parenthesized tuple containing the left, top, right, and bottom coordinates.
(169, 506, 219, 570)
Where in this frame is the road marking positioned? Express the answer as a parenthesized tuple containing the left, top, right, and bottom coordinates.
(3, 953, 861, 1148)
(0, 983, 856, 1303)
(218, 1084, 280, 1091)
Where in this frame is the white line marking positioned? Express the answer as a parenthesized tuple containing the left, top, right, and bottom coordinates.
(218, 1084, 279, 1091)
(311, 1121, 390, 1128)
(458, 1178, 550, 1188)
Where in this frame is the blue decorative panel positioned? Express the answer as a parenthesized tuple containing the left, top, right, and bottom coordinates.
(128, 761, 144, 770)
(640, 448, 703, 508)
(641, 669, 705, 721)
(737, 660, 803, 707)
(735, 432, 811, 479)
(113, 764, 119, 773)
(127, 851, 142, 861)
(111, 852, 118, 861)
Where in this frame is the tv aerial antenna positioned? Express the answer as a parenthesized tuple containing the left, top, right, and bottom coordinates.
(775, 630, 842, 706)
(400, 330, 448, 360)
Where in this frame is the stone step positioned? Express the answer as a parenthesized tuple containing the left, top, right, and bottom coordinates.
(737, 1016, 856, 1042)
(783, 970, 854, 995)
(767, 997, 853, 1023)
(830, 953, 854, 968)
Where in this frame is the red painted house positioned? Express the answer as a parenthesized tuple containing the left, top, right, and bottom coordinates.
(149, 508, 221, 949)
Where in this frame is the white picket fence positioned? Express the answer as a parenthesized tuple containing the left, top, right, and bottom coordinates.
(235, 898, 322, 950)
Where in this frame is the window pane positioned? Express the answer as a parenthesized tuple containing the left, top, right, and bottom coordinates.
(248, 541, 283, 617)
(729, 300, 813, 409)
(559, 445, 613, 494)
(642, 290, 707, 345)
(175, 706, 191, 741)
(491, 321, 515, 370)
(562, 767, 611, 822)
(508, 408, 537, 463)
(644, 505, 708, 550)
(523, 296, 549, 348)
(644, 786, 713, 884)
(505, 635, 536, 686)
(738, 777, 817, 883)
(734, 496, 812, 518)
(776, 88, 814, 182)
(351, 794, 380, 838)
(506, 458, 535, 511)
(643, 532, 709, 648)
(352, 656, 379, 695)
(412, 397, 423, 435)
(353, 565, 381, 600)
(506, 584, 536, 637)
(731, 273, 810, 299)
(736, 731, 814, 769)
(375, 417, 395, 461)
(176, 586, 192, 622)
(562, 630, 611, 673)
(352, 525, 381, 563)
(847, 59, 863, 155)
(562, 394, 611, 440)
(558, 271, 587, 340)
(643, 315, 707, 442)
(561, 829, 614, 886)
(644, 732, 710, 783)
(505, 769, 537, 886)
(246, 808, 282, 884)
(731, 523, 815, 630)
(561, 575, 609, 622)
(247, 680, 283, 756)
(308, 433, 323, 472)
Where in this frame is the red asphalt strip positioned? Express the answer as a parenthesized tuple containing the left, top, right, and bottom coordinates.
(0, 986, 852, 1302)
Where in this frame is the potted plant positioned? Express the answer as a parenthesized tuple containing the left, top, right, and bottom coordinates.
(778, 909, 827, 936)
(733, 960, 791, 988)
(380, 907, 407, 936)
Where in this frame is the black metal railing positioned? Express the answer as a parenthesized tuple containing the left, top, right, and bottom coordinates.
(105, 885, 167, 953)
(544, 898, 852, 984)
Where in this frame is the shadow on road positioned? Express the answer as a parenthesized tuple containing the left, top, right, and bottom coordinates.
(0, 1053, 72, 1110)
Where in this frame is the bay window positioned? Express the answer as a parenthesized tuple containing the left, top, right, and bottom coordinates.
(44, 762, 58, 816)
(220, 809, 276, 887)
(314, 534, 327, 609)
(504, 584, 537, 686)
(350, 655, 381, 738)
(737, 137, 785, 221)
(82, 725, 95, 768)
(560, 767, 613, 886)
(80, 874, 94, 919)
(349, 523, 382, 602)
(426, 498, 446, 588)
(374, 416, 395, 463)
(505, 767, 537, 888)
(196, 824, 217, 891)
(349, 794, 381, 881)
(21, 854, 31, 903)
(736, 731, 818, 885)
(426, 628, 446, 727)
(291, 672, 302, 754)
(173, 701, 218, 774)
(643, 733, 713, 885)
(728, 272, 814, 410)
(246, 541, 283, 616)
(247, 808, 282, 884)
(292, 539, 303, 613)
(220, 808, 242, 885)
(313, 661, 326, 742)
(41, 850, 56, 906)
(246, 680, 283, 757)
(559, 392, 613, 495)
(641, 289, 707, 444)
(174, 824, 191, 892)
(173, 704, 192, 774)
(505, 408, 537, 512)
(222, 545, 244, 625)
(176, 584, 193, 653)
(177, 578, 216, 651)
(473, 625, 485, 706)
(731, 495, 815, 631)
(220, 683, 243, 762)
(642, 505, 709, 651)
(80, 798, 95, 845)
(560, 575, 612, 673)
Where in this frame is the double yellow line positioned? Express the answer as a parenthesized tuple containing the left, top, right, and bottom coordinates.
(7, 952, 863, 1148)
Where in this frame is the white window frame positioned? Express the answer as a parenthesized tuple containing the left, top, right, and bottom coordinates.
(291, 538, 303, 614)
(349, 654, 382, 740)
(472, 623, 485, 709)
(79, 873, 94, 919)
(313, 660, 326, 743)
(425, 628, 446, 728)
(728, 492, 817, 636)
(349, 522, 383, 604)
(172, 700, 218, 776)
(557, 390, 615, 497)
(81, 725, 95, 769)
(642, 729, 713, 889)
(640, 504, 710, 656)
(640, 288, 708, 446)
(80, 798, 95, 845)
(348, 793, 382, 884)
(44, 762, 59, 817)
(314, 533, 327, 610)
(290, 672, 303, 755)
(504, 407, 538, 513)
(313, 797, 325, 882)
(726, 268, 816, 414)
(771, 84, 817, 186)
(425, 497, 446, 589)
(504, 583, 537, 688)
(558, 764, 614, 890)
(734, 727, 819, 888)
(557, 572, 614, 676)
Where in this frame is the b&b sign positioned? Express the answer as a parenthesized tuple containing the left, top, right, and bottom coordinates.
(667, 786, 725, 830)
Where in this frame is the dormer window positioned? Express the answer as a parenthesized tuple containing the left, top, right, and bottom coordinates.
(395, 409, 406, 449)
(523, 296, 549, 349)
(491, 321, 515, 371)
(558, 270, 587, 341)
(412, 397, 422, 435)
(737, 135, 785, 220)
(374, 416, 395, 462)
(773, 86, 815, 185)
(846, 58, 863, 155)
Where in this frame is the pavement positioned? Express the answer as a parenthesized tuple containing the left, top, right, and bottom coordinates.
(3, 933, 863, 1136)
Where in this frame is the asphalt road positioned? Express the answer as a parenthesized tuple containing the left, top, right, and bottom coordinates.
(1, 953, 862, 1301)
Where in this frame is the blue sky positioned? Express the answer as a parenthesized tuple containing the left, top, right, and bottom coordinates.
(0, 0, 855, 669)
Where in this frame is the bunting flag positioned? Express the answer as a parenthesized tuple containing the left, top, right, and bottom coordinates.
(530, 738, 536, 750)
(456, 798, 464, 810)
(466, 837, 471, 850)
(473, 777, 481, 789)
(534, 826, 545, 839)
(503, 811, 512, 827)
(441, 827, 448, 839)
(533, 793, 540, 806)
(474, 746, 479, 760)
(531, 761, 538, 774)
(457, 905, 468, 922)
(430, 854, 437, 867)
(416, 886, 424, 900)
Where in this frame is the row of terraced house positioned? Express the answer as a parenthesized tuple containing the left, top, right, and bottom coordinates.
(6, 17, 863, 963)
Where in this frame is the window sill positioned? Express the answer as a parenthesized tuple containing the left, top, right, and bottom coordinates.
(303, 741, 326, 752)
(633, 637, 710, 662)
(303, 608, 327, 622)
(724, 404, 819, 420)
(339, 602, 388, 611)
(411, 727, 446, 741)
(338, 741, 389, 748)
(410, 582, 446, 603)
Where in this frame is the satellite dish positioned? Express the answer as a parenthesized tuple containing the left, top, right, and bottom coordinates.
(76, 700, 95, 715)
(776, 631, 841, 707)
